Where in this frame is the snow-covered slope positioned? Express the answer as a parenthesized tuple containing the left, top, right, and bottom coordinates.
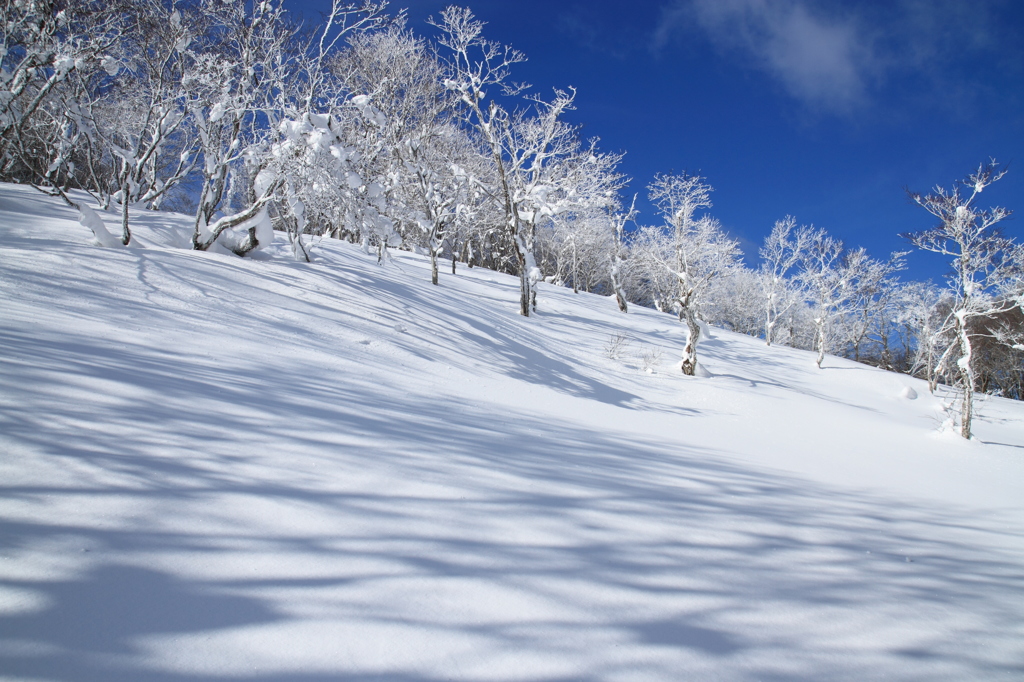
(2, 183, 1023, 681)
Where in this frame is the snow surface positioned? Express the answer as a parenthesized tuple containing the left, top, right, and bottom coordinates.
(1, 182, 1023, 680)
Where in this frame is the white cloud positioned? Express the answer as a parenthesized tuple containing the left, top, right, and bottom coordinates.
(655, 0, 1018, 115)
(656, 0, 875, 112)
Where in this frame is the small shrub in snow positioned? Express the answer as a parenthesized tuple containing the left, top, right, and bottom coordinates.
(640, 346, 663, 373)
(604, 333, 631, 360)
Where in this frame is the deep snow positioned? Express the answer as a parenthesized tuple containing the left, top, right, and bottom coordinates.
(1, 184, 1023, 681)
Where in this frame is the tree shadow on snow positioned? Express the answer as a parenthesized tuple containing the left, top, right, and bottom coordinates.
(2, 280, 1024, 680)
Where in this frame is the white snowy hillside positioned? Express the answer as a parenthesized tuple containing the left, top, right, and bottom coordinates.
(3, 182, 1024, 682)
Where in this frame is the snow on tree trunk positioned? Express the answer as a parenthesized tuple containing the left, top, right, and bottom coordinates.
(815, 319, 827, 369)
(611, 266, 629, 313)
(191, 181, 278, 255)
(610, 199, 633, 313)
(680, 307, 701, 376)
(77, 202, 122, 248)
(955, 312, 976, 439)
(518, 265, 531, 317)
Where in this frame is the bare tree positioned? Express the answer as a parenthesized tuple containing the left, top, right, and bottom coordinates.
(647, 172, 738, 375)
(893, 281, 951, 390)
(758, 216, 810, 346)
(798, 228, 851, 369)
(609, 195, 637, 312)
(534, 138, 626, 298)
(67, 0, 197, 245)
(0, 0, 126, 233)
(181, 0, 293, 254)
(433, 7, 581, 316)
(904, 160, 1022, 438)
(843, 249, 907, 363)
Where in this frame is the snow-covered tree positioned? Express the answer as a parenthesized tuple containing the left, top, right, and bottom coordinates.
(842, 248, 906, 364)
(493, 88, 581, 312)
(0, 0, 127, 240)
(905, 160, 1023, 438)
(67, 0, 197, 245)
(175, 0, 387, 257)
(293, 1, 390, 114)
(798, 228, 852, 369)
(608, 196, 637, 313)
(535, 139, 626, 297)
(646, 172, 739, 375)
(891, 281, 952, 389)
(862, 277, 911, 372)
(974, 305, 1024, 400)
(181, 0, 293, 254)
(758, 216, 811, 346)
(430, 6, 527, 301)
(432, 7, 583, 316)
(255, 2, 392, 260)
(627, 224, 683, 314)
(441, 144, 504, 272)
(401, 124, 479, 284)
(331, 22, 474, 280)
(0, 1, 123, 178)
(703, 266, 765, 338)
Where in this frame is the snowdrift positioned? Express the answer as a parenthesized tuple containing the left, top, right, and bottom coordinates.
(2, 184, 1023, 681)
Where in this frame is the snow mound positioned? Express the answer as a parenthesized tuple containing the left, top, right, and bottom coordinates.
(76, 201, 122, 248)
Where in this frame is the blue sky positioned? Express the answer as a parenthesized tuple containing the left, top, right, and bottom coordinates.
(294, 0, 1024, 282)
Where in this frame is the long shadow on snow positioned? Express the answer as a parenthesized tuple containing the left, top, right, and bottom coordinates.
(2, 326, 1023, 681)
(304, 259, 641, 407)
(109, 244, 642, 408)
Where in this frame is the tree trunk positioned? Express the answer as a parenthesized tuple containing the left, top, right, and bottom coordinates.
(960, 365, 974, 439)
(572, 241, 578, 294)
(880, 331, 893, 371)
(610, 262, 628, 313)
(289, 222, 310, 262)
(120, 180, 131, 246)
(680, 305, 700, 376)
(519, 268, 531, 317)
(815, 319, 826, 369)
(514, 231, 532, 317)
(231, 225, 260, 257)
(192, 192, 273, 252)
(956, 316, 974, 439)
(614, 290, 628, 313)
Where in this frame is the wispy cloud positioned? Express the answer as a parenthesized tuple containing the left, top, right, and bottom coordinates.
(656, 0, 872, 112)
(654, 0, 1015, 115)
